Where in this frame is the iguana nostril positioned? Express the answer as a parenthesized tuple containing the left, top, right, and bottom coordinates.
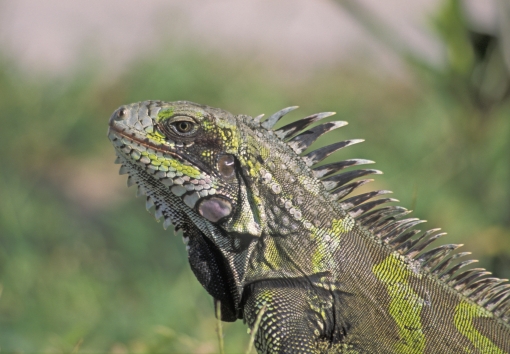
(218, 154, 236, 179)
(109, 107, 130, 125)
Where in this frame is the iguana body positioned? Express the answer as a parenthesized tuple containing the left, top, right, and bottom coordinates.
(108, 101, 510, 353)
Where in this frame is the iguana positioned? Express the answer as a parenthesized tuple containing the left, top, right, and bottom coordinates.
(108, 100, 510, 353)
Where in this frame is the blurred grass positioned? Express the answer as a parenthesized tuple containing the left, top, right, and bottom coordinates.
(1, 2, 510, 352)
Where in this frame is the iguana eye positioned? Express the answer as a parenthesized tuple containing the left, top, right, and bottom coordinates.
(175, 121, 192, 133)
(165, 116, 198, 137)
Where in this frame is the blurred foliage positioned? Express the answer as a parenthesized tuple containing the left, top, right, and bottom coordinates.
(1, 0, 510, 353)
(433, 0, 510, 113)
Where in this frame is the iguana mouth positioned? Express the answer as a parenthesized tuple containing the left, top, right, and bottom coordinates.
(108, 124, 182, 159)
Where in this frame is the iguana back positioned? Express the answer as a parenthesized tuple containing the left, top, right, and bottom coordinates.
(108, 100, 510, 353)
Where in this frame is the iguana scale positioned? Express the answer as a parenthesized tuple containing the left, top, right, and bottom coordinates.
(108, 100, 510, 353)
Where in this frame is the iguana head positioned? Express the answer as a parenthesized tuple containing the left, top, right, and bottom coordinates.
(108, 100, 246, 226)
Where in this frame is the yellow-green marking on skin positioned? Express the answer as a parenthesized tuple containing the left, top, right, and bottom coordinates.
(147, 130, 166, 144)
(310, 227, 336, 274)
(310, 218, 350, 273)
(259, 236, 284, 273)
(147, 154, 201, 179)
(311, 235, 327, 273)
(203, 120, 240, 152)
(454, 301, 504, 353)
(331, 217, 354, 233)
(156, 108, 174, 122)
(373, 254, 426, 354)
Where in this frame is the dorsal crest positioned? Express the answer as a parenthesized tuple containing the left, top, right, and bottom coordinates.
(248, 106, 510, 324)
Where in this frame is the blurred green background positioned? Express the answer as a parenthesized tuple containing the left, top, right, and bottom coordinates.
(1, 0, 510, 352)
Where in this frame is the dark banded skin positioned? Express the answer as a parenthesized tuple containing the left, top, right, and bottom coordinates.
(108, 100, 510, 353)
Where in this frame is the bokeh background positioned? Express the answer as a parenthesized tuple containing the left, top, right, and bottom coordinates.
(1, 0, 509, 352)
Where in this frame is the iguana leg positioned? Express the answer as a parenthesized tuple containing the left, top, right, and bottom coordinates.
(244, 281, 329, 354)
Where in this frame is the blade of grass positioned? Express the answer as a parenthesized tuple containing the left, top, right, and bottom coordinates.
(245, 305, 266, 354)
(71, 338, 83, 354)
(216, 300, 225, 354)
